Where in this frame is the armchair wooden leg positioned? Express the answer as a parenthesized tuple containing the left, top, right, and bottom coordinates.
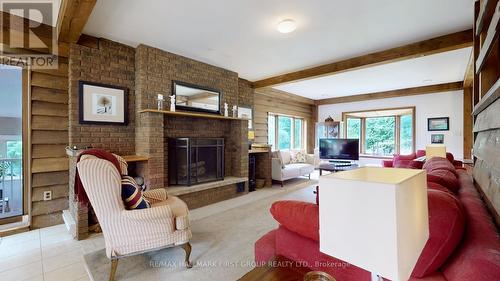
(109, 259, 119, 281)
(182, 242, 193, 268)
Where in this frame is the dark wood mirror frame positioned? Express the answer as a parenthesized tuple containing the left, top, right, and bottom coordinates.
(172, 81, 222, 114)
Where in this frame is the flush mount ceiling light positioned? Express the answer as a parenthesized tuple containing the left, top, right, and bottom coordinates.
(277, 19, 297, 33)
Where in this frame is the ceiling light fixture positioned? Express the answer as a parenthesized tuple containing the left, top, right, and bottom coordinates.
(277, 19, 297, 33)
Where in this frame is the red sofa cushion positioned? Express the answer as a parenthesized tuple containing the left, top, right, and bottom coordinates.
(423, 157, 458, 177)
(270, 200, 319, 242)
(412, 190, 465, 278)
(427, 182, 454, 195)
(255, 229, 277, 263)
(395, 160, 424, 169)
(382, 160, 394, 167)
(442, 170, 500, 281)
(275, 225, 371, 281)
(427, 170, 459, 193)
(393, 153, 417, 167)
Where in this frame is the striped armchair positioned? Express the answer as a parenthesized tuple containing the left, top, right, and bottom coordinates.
(77, 154, 192, 281)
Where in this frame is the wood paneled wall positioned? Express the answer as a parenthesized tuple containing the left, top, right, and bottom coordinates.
(472, 98, 500, 226)
(253, 88, 316, 153)
(30, 62, 69, 228)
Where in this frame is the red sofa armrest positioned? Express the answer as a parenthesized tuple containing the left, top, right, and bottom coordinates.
(382, 160, 394, 167)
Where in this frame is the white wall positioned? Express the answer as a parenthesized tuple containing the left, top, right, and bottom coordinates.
(318, 91, 464, 160)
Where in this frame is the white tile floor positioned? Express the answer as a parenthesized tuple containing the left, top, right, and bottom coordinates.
(0, 223, 104, 281)
(0, 173, 320, 281)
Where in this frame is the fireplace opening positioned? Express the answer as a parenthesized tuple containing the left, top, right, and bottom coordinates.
(168, 138, 224, 186)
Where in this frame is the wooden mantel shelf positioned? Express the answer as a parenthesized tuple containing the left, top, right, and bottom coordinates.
(122, 155, 149, 163)
(139, 109, 248, 121)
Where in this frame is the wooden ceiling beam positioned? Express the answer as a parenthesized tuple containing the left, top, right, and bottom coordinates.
(315, 82, 464, 105)
(254, 87, 315, 105)
(252, 29, 473, 88)
(463, 50, 474, 88)
(57, 0, 96, 43)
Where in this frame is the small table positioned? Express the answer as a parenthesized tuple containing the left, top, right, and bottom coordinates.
(319, 162, 359, 176)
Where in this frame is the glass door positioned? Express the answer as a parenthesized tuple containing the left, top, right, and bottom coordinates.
(0, 65, 26, 220)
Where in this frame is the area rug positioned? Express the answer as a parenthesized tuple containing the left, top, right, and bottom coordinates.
(83, 180, 316, 281)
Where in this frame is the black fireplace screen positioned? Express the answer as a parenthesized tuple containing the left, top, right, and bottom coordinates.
(168, 138, 224, 186)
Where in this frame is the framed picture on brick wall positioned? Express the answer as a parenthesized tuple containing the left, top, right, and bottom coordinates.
(79, 81, 128, 125)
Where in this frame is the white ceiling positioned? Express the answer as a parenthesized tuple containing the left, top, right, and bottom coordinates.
(83, 0, 473, 81)
(274, 47, 472, 100)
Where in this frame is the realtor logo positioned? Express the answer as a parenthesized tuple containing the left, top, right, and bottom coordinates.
(0, 0, 58, 69)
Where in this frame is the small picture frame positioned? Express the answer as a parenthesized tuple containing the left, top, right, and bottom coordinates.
(79, 81, 128, 125)
(428, 117, 449, 131)
(238, 106, 253, 129)
(431, 134, 444, 144)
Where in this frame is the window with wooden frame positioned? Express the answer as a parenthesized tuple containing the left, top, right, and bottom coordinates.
(0, 63, 29, 223)
(342, 107, 415, 157)
(267, 113, 306, 151)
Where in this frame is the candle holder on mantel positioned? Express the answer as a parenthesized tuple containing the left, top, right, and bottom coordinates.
(170, 95, 176, 112)
(157, 94, 164, 110)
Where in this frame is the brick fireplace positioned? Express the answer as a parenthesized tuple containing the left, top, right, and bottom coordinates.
(65, 40, 252, 240)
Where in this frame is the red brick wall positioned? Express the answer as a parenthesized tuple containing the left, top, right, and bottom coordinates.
(68, 39, 136, 155)
(135, 44, 251, 188)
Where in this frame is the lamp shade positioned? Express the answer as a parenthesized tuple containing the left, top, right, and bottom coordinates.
(319, 167, 429, 281)
(248, 130, 255, 140)
(426, 144, 446, 159)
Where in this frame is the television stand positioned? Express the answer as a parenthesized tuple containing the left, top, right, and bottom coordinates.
(319, 162, 359, 175)
(328, 160, 352, 164)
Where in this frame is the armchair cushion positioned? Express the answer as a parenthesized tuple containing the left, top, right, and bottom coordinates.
(143, 188, 168, 204)
(121, 176, 150, 210)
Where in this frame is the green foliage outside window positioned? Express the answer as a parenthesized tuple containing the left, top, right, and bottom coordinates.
(400, 115, 413, 154)
(346, 118, 361, 139)
(278, 116, 292, 150)
(5, 141, 22, 177)
(294, 119, 302, 149)
(365, 117, 395, 156)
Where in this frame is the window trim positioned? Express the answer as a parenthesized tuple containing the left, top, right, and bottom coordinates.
(342, 106, 416, 156)
(268, 113, 306, 151)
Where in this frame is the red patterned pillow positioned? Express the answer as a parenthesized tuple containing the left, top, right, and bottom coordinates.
(412, 190, 465, 277)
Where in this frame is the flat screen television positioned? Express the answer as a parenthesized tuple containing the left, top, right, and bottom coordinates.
(319, 138, 359, 160)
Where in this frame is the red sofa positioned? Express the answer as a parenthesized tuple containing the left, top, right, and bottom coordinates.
(254, 158, 500, 281)
(382, 150, 463, 169)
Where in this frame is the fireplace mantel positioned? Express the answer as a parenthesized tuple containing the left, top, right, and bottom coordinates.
(139, 109, 249, 121)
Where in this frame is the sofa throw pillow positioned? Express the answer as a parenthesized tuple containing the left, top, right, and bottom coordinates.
(290, 151, 306, 163)
(412, 190, 465, 278)
(393, 153, 417, 167)
(121, 176, 150, 210)
(272, 151, 286, 169)
(270, 200, 319, 242)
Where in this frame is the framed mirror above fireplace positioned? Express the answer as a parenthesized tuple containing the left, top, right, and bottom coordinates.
(172, 81, 221, 114)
